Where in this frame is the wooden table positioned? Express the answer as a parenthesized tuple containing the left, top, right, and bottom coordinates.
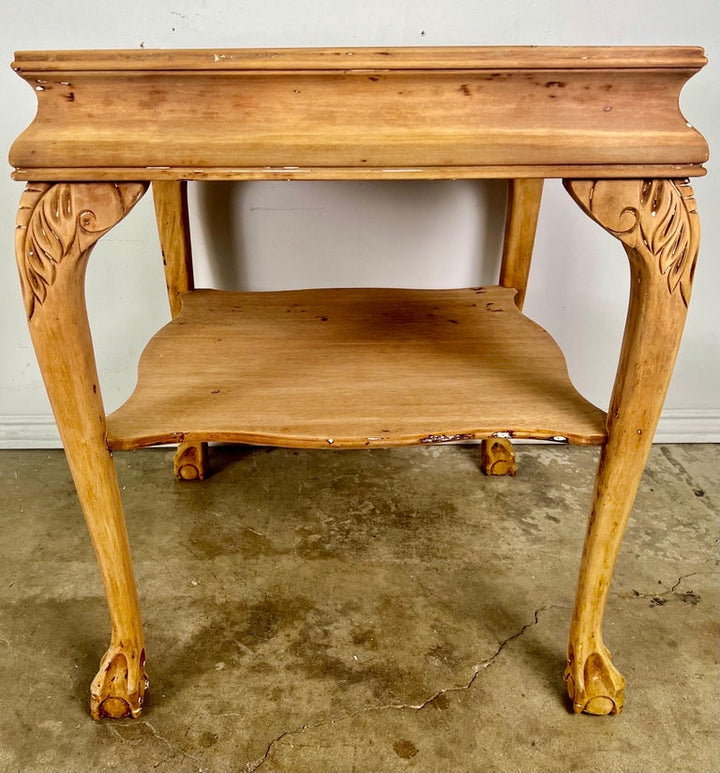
(9, 46, 708, 720)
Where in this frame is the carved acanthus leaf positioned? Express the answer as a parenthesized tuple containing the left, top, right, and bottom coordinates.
(564, 178, 699, 307)
(23, 184, 76, 313)
(638, 180, 698, 303)
(16, 182, 147, 318)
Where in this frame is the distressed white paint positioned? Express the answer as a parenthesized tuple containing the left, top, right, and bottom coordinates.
(1, 1, 718, 446)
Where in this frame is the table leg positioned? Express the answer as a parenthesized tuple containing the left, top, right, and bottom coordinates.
(151, 180, 208, 481)
(480, 437, 517, 476)
(563, 178, 700, 714)
(173, 441, 208, 480)
(16, 181, 150, 719)
(481, 179, 544, 475)
(499, 178, 544, 312)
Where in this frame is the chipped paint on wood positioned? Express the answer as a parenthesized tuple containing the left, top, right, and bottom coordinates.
(419, 433, 474, 444)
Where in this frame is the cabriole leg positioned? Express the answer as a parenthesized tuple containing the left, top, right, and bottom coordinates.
(564, 178, 700, 714)
(16, 181, 149, 719)
(152, 180, 208, 480)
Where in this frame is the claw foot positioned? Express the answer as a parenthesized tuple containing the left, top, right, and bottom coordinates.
(565, 643, 625, 715)
(90, 643, 148, 719)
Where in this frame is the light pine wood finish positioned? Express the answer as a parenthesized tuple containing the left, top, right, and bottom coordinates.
(480, 437, 517, 477)
(151, 176, 544, 479)
(150, 178, 542, 477)
(151, 180, 208, 480)
(499, 179, 544, 311)
(10, 46, 709, 70)
(172, 442, 208, 481)
(563, 178, 700, 714)
(480, 178, 544, 474)
(15, 182, 149, 719)
(9, 164, 710, 183)
(105, 287, 606, 449)
(9, 47, 708, 180)
(9, 47, 708, 720)
(152, 180, 194, 317)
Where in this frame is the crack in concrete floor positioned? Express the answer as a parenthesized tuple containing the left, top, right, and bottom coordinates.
(104, 721, 203, 771)
(243, 571, 716, 773)
(243, 604, 560, 773)
(614, 571, 714, 605)
(2, 445, 715, 772)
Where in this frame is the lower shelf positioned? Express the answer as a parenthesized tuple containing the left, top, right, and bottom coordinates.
(105, 287, 607, 450)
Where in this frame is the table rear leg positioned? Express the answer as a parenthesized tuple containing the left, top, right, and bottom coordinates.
(480, 437, 517, 476)
(563, 178, 699, 714)
(152, 180, 208, 480)
(481, 179, 544, 475)
(499, 178, 544, 311)
(16, 181, 149, 719)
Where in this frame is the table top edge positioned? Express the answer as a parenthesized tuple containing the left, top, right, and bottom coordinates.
(12, 45, 708, 72)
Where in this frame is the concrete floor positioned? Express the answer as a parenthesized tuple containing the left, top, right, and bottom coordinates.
(0, 443, 717, 773)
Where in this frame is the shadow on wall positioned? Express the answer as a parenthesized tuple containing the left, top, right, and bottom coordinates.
(190, 179, 508, 292)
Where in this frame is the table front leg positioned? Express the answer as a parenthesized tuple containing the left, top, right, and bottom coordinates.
(16, 181, 149, 719)
(563, 178, 700, 714)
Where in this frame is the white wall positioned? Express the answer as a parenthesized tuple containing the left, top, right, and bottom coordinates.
(1, 1, 718, 447)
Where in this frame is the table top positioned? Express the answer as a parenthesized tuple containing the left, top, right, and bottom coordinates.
(9, 46, 709, 181)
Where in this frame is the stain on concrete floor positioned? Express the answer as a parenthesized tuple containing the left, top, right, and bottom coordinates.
(0, 444, 717, 772)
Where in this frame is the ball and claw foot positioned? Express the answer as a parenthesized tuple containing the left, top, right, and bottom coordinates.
(565, 643, 625, 715)
(90, 644, 148, 720)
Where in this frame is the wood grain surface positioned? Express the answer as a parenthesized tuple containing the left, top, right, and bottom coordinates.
(106, 286, 607, 450)
(10, 47, 708, 179)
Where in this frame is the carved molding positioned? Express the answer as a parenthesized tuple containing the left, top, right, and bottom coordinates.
(15, 182, 148, 318)
(564, 179, 700, 307)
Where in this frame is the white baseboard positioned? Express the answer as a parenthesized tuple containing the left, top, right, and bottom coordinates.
(0, 415, 61, 448)
(0, 410, 718, 449)
(652, 409, 720, 443)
